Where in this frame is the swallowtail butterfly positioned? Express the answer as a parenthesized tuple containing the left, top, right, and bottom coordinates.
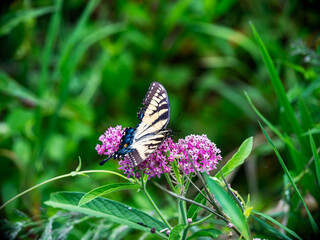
(100, 82, 170, 167)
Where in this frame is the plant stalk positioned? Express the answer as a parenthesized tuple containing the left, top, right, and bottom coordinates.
(142, 187, 172, 230)
(179, 199, 188, 240)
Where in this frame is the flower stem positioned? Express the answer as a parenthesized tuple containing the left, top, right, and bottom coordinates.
(142, 187, 172, 230)
(164, 173, 175, 191)
(179, 199, 188, 240)
(188, 213, 213, 227)
(0, 173, 72, 210)
(0, 169, 129, 210)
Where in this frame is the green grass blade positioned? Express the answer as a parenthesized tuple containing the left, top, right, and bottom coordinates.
(68, 23, 125, 78)
(309, 131, 320, 187)
(38, 0, 62, 97)
(0, 6, 56, 36)
(252, 210, 302, 240)
(250, 22, 308, 155)
(33, 0, 62, 167)
(192, 23, 259, 60)
(245, 92, 304, 169)
(298, 98, 314, 131)
(216, 137, 253, 178)
(251, 215, 292, 240)
(46, 0, 103, 158)
(165, 0, 191, 31)
(58, 0, 101, 70)
(201, 76, 257, 120)
(259, 123, 319, 233)
(245, 92, 287, 145)
(0, 71, 43, 106)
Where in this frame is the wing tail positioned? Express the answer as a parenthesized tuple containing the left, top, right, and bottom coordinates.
(99, 155, 112, 166)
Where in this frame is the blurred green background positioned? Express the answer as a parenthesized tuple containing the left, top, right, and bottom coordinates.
(1, 0, 319, 239)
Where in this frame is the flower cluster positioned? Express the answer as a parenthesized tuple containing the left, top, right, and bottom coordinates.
(95, 125, 124, 155)
(96, 126, 222, 178)
(171, 134, 222, 175)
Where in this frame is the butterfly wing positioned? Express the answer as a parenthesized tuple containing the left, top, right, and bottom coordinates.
(134, 82, 170, 141)
(141, 82, 170, 129)
(100, 82, 170, 167)
(128, 130, 169, 167)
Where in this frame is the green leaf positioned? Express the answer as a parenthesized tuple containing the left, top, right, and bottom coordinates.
(187, 190, 206, 221)
(0, 219, 23, 240)
(188, 228, 222, 239)
(306, 123, 320, 135)
(298, 98, 313, 131)
(250, 22, 308, 155)
(78, 183, 140, 206)
(252, 210, 302, 240)
(45, 192, 167, 233)
(192, 23, 258, 60)
(0, 71, 43, 106)
(245, 92, 291, 146)
(216, 137, 253, 178)
(40, 215, 54, 240)
(205, 175, 250, 239)
(259, 123, 319, 233)
(168, 224, 186, 240)
(38, 0, 62, 97)
(309, 131, 320, 188)
(245, 92, 304, 170)
(251, 215, 292, 240)
(0, 6, 56, 36)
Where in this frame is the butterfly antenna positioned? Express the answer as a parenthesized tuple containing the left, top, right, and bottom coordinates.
(99, 155, 112, 166)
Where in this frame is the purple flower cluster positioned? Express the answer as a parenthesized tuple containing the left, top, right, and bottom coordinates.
(95, 125, 124, 155)
(96, 126, 222, 178)
(171, 134, 222, 175)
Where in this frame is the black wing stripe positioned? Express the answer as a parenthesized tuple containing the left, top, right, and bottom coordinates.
(151, 111, 169, 127)
(105, 82, 170, 168)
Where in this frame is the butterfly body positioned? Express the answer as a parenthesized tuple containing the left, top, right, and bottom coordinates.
(100, 82, 170, 167)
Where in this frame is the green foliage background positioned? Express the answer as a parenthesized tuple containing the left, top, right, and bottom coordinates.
(0, 0, 319, 239)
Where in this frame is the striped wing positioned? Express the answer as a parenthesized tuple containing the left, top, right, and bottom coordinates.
(134, 82, 170, 141)
(100, 82, 170, 167)
(128, 130, 169, 167)
(127, 82, 171, 166)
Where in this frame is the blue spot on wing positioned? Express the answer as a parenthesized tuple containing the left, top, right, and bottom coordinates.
(112, 127, 136, 158)
(118, 128, 135, 148)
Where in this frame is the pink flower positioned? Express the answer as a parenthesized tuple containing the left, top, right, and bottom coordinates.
(119, 137, 176, 178)
(95, 125, 124, 155)
(96, 126, 222, 178)
(227, 222, 234, 229)
(172, 134, 222, 175)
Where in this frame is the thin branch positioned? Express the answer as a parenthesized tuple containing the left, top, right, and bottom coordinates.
(185, 154, 224, 216)
(220, 173, 244, 212)
(188, 213, 213, 227)
(153, 182, 227, 221)
(181, 171, 214, 205)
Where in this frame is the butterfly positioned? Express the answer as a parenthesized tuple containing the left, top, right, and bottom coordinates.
(99, 82, 171, 167)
